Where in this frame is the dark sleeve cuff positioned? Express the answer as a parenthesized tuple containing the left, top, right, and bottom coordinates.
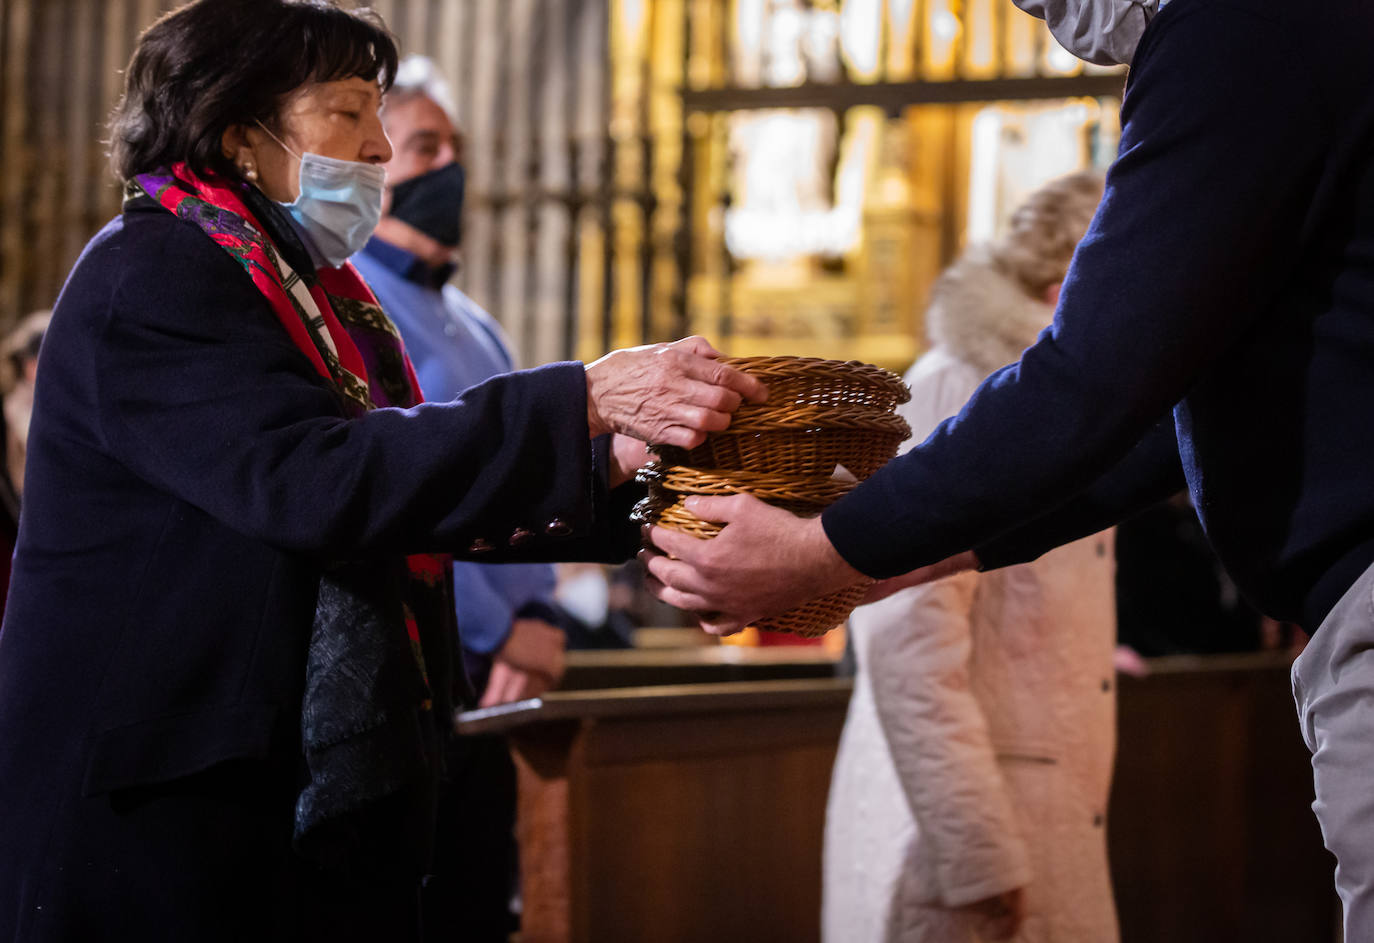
(823, 415, 1184, 579)
(821, 483, 911, 579)
(586, 434, 648, 563)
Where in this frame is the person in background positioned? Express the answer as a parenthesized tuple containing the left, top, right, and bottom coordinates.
(824, 171, 1117, 943)
(555, 562, 637, 649)
(356, 57, 568, 712)
(1113, 491, 1264, 657)
(351, 56, 565, 941)
(0, 310, 48, 615)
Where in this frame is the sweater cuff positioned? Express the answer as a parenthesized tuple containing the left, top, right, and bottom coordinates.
(821, 476, 919, 579)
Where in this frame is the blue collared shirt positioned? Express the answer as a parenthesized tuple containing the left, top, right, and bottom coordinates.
(354, 238, 559, 665)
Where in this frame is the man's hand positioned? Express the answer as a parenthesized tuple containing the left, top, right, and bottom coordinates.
(478, 617, 566, 708)
(965, 887, 1026, 940)
(640, 493, 865, 635)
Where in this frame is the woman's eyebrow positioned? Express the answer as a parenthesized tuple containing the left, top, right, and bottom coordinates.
(328, 85, 376, 107)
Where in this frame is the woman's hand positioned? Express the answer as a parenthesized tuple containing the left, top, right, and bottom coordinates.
(585, 336, 767, 448)
(478, 617, 566, 708)
(609, 434, 650, 489)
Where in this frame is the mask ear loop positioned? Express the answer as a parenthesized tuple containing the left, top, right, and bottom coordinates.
(251, 119, 306, 199)
(253, 119, 302, 162)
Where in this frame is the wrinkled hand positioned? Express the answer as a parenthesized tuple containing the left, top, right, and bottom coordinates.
(478, 618, 566, 708)
(585, 336, 767, 449)
(964, 887, 1025, 940)
(859, 550, 980, 605)
(640, 493, 865, 635)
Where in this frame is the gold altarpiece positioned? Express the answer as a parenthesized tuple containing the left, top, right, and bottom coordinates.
(590, 0, 1124, 371)
(1, 0, 1120, 369)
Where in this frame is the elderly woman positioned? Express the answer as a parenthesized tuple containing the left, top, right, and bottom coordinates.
(823, 171, 1116, 943)
(0, 1, 762, 939)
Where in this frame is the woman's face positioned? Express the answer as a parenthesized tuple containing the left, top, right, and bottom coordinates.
(244, 77, 393, 203)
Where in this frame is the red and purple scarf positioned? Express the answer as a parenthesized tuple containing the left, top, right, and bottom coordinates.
(129, 165, 457, 867)
(130, 163, 448, 699)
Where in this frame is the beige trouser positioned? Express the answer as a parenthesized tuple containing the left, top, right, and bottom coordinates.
(1293, 559, 1374, 941)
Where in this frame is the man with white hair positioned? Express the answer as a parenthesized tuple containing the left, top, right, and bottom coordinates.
(352, 56, 566, 940)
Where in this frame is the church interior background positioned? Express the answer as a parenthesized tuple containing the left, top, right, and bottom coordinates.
(0, 0, 1124, 369)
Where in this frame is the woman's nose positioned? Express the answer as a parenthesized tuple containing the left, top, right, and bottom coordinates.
(365, 115, 394, 165)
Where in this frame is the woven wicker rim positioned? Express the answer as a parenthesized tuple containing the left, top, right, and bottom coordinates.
(722, 356, 911, 404)
(645, 500, 726, 539)
(723, 404, 911, 436)
(638, 463, 856, 506)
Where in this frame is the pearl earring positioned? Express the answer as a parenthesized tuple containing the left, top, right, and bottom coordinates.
(242, 162, 258, 182)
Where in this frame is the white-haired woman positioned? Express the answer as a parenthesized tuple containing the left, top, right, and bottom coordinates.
(823, 170, 1117, 943)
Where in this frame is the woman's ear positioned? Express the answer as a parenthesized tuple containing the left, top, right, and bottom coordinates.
(221, 124, 245, 160)
(220, 124, 259, 181)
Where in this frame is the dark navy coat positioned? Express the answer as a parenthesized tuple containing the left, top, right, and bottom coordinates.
(0, 200, 639, 940)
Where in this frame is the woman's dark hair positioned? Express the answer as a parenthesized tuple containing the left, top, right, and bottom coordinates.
(109, 0, 398, 181)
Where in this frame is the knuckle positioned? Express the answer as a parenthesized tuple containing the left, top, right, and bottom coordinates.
(714, 387, 741, 411)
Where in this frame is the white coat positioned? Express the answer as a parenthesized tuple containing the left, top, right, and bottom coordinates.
(823, 250, 1120, 943)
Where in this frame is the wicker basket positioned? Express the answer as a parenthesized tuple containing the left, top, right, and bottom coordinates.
(639, 356, 910, 637)
(685, 421, 908, 480)
(682, 357, 910, 480)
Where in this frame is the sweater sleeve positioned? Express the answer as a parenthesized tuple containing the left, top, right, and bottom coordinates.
(823, 1, 1328, 578)
(94, 214, 638, 563)
(975, 415, 1184, 570)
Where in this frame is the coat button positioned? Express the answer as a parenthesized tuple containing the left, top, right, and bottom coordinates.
(545, 518, 572, 537)
(468, 537, 495, 553)
(508, 527, 534, 547)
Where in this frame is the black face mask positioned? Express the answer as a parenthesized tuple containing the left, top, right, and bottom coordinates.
(388, 162, 465, 248)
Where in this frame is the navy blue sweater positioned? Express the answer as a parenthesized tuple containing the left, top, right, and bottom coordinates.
(823, 0, 1374, 632)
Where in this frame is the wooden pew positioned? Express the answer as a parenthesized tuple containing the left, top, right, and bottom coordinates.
(557, 645, 840, 691)
(456, 652, 1337, 943)
(1108, 652, 1338, 942)
(458, 680, 848, 943)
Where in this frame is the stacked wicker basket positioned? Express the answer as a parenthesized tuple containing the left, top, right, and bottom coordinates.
(634, 356, 912, 637)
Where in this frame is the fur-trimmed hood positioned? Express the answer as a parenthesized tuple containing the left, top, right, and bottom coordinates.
(924, 244, 1055, 378)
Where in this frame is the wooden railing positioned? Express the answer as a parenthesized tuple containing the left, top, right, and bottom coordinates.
(458, 651, 1338, 943)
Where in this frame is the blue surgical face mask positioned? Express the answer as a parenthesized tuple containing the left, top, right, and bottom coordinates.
(254, 121, 386, 268)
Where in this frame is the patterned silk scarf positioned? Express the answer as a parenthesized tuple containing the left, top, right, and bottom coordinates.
(129, 164, 454, 871)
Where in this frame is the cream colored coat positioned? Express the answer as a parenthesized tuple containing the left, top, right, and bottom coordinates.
(823, 251, 1120, 943)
